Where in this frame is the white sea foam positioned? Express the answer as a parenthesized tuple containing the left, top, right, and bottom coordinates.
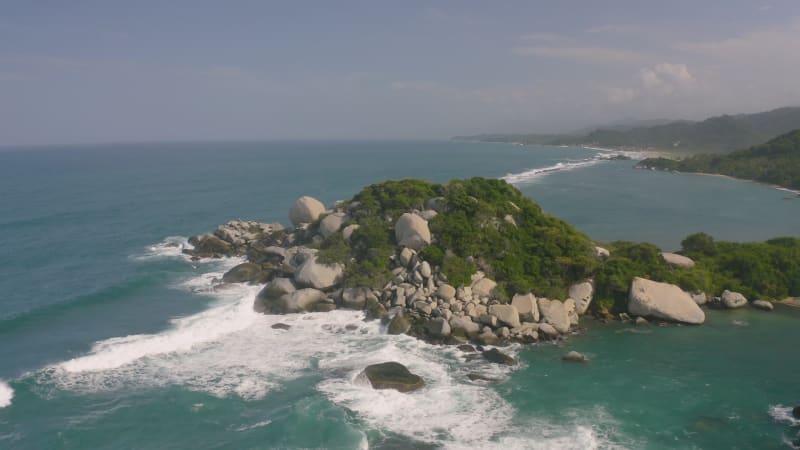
(0, 380, 13, 408)
(38, 255, 628, 448)
(769, 404, 800, 426)
(502, 159, 602, 185)
(132, 236, 193, 261)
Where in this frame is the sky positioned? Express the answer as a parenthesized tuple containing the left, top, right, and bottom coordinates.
(2, 0, 800, 146)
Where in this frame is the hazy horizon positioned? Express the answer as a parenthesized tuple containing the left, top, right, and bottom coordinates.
(3, 1, 800, 146)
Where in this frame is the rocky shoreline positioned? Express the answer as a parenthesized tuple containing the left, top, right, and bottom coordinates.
(184, 191, 778, 355)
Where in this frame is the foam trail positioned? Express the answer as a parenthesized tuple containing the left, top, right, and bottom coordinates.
(769, 405, 800, 426)
(0, 380, 13, 408)
(502, 159, 601, 185)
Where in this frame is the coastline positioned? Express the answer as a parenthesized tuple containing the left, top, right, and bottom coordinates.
(644, 168, 800, 196)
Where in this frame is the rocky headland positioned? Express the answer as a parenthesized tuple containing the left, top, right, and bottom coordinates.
(184, 177, 797, 388)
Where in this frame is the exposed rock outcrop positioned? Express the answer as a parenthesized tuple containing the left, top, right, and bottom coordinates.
(568, 281, 593, 315)
(294, 256, 344, 290)
(660, 252, 696, 268)
(360, 362, 425, 393)
(394, 213, 431, 250)
(538, 298, 570, 333)
(289, 196, 326, 226)
(721, 290, 748, 309)
(628, 277, 705, 325)
(511, 293, 538, 322)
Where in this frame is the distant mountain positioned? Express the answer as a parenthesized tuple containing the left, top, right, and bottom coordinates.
(455, 107, 800, 153)
(637, 129, 800, 190)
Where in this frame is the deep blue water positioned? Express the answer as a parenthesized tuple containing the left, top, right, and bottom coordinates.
(1, 141, 798, 449)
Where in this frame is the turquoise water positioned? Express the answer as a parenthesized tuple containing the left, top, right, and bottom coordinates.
(0, 141, 798, 449)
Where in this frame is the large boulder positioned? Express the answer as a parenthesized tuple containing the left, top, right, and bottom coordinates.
(449, 316, 480, 336)
(628, 277, 705, 324)
(360, 362, 425, 393)
(425, 317, 451, 337)
(594, 246, 610, 259)
(189, 234, 235, 257)
(751, 300, 774, 311)
(537, 298, 570, 333)
(387, 313, 411, 335)
(721, 290, 748, 309)
(341, 287, 372, 309)
(342, 224, 360, 240)
(222, 262, 269, 284)
(471, 278, 497, 299)
(279, 288, 327, 313)
(660, 252, 696, 269)
(482, 348, 516, 365)
(437, 284, 456, 301)
(511, 293, 539, 322)
(568, 281, 593, 315)
(257, 277, 296, 301)
(294, 256, 344, 290)
(319, 213, 347, 238)
(564, 298, 579, 326)
(488, 304, 520, 328)
(394, 213, 431, 250)
(289, 196, 326, 226)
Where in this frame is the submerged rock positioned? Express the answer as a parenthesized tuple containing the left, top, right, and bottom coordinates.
(628, 277, 705, 325)
(562, 351, 589, 363)
(271, 323, 291, 330)
(482, 348, 516, 365)
(360, 362, 425, 393)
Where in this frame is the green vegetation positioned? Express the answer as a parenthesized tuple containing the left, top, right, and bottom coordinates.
(639, 129, 800, 190)
(312, 177, 799, 310)
(456, 107, 800, 153)
(592, 234, 800, 312)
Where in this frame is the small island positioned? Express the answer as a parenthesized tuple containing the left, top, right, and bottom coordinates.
(637, 129, 800, 192)
(184, 177, 800, 359)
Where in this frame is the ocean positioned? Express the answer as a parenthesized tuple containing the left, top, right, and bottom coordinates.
(0, 140, 798, 449)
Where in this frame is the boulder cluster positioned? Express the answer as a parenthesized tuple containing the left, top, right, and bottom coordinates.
(185, 193, 777, 349)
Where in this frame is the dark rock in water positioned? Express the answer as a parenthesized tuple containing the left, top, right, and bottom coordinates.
(388, 314, 411, 335)
(482, 348, 516, 365)
(271, 323, 291, 330)
(467, 373, 499, 382)
(365, 296, 388, 321)
(360, 362, 425, 393)
(189, 234, 235, 257)
(345, 324, 360, 331)
(222, 262, 269, 284)
(457, 344, 476, 353)
(562, 351, 589, 363)
(793, 405, 800, 419)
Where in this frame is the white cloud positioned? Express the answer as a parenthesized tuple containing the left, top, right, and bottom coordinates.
(639, 63, 695, 94)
